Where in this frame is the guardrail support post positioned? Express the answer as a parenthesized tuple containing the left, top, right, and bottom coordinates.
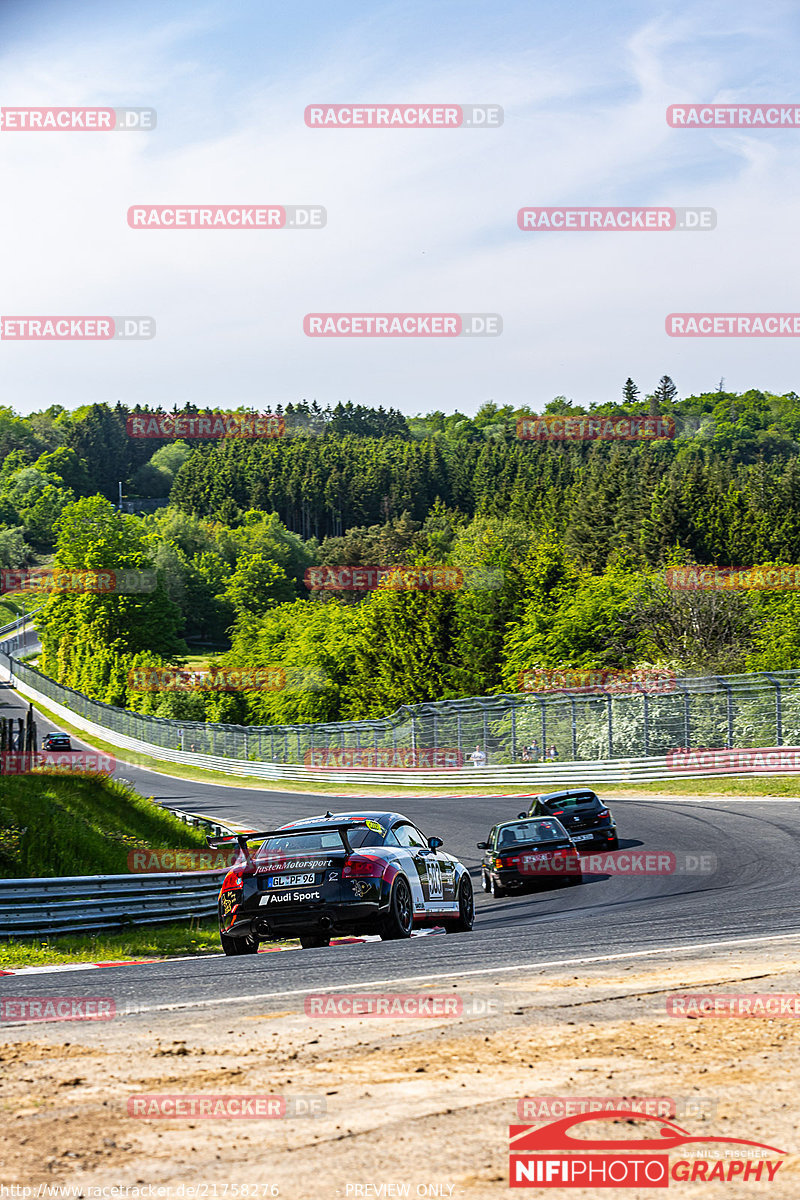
(713, 677, 734, 748)
(763, 673, 783, 746)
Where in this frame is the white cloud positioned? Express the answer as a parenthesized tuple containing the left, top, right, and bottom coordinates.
(2, 3, 800, 415)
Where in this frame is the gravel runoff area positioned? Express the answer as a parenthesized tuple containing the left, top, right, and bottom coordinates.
(1, 938, 799, 1198)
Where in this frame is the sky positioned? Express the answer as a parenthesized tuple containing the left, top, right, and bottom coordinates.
(2, 0, 800, 416)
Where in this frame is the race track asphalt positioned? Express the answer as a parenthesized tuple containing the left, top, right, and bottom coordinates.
(2, 675, 799, 1014)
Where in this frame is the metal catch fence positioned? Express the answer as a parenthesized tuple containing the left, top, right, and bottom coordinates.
(5, 654, 800, 767)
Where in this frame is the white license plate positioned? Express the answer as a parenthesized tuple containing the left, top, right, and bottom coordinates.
(572, 834, 594, 842)
(268, 873, 316, 887)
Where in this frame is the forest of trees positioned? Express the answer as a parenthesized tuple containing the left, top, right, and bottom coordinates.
(5, 381, 800, 726)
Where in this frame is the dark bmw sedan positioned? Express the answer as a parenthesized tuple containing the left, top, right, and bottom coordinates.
(478, 817, 582, 898)
(519, 789, 619, 849)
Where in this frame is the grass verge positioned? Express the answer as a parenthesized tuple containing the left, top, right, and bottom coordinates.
(0, 921, 291, 967)
(0, 774, 210, 877)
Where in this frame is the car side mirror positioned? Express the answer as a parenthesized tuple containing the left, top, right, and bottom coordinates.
(476, 841, 489, 850)
(428, 836, 443, 850)
(517, 811, 527, 819)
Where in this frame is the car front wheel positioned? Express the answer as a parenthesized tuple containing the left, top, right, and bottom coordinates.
(220, 931, 259, 956)
(299, 934, 331, 949)
(445, 875, 475, 933)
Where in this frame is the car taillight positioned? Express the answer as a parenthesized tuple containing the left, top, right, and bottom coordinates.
(342, 855, 384, 878)
(597, 808, 609, 818)
(551, 809, 564, 815)
(220, 866, 246, 892)
(498, 855, 519, 868)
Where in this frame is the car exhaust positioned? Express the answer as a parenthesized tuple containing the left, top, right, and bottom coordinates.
(253, 917, 272, 937)
(319, 916, 332, 930)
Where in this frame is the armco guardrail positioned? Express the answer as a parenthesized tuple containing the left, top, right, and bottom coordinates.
(5, 650, 800, 786)
(5, 658, 800, 785)
(6, 649, 800, 768)
(0, 871, 226, 937)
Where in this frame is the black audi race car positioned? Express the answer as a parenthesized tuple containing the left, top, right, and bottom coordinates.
(478, 817, 583, 898)
(518, 789, 619, 849)
(208, 810, 475, 955)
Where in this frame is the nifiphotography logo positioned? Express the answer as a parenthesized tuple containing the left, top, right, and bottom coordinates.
(509, 1112, 786, 1187)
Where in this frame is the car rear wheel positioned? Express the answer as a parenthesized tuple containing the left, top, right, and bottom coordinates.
(380, 876, 414, 940)
(445, 874, 475, 933)
(299, 934, 331, 949)
(608, 835, 619, 850)
(220, 931, 259, 956)
(489, 874, 506, 899)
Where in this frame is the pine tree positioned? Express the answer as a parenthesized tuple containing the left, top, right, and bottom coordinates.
(622, 379, 640, 404)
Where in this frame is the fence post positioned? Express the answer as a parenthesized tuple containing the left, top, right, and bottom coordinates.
(510, 702, 517, 763)
(715, 678, 734, 748)
(540, 697, 546, 753)
(571, 698, 577, 760)
(762, 673, 782, 746)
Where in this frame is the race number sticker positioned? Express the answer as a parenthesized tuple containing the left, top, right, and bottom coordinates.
(427, 858, 443, 899)
(365, 820, 384, 833)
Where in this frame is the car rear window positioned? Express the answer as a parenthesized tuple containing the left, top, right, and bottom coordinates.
(253, 825, 384, 857)
(496, 819, 565, 845)
(544, 794, 598, 809)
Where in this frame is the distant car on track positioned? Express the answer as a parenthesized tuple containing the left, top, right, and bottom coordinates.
(208, 810, 475, 956)
(518, 789, 619, 849)
(41, 733, 72, 751)
(478, 817, 582, 898)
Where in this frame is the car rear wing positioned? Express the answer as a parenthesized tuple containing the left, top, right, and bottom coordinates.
(206, 822, 370, 855)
